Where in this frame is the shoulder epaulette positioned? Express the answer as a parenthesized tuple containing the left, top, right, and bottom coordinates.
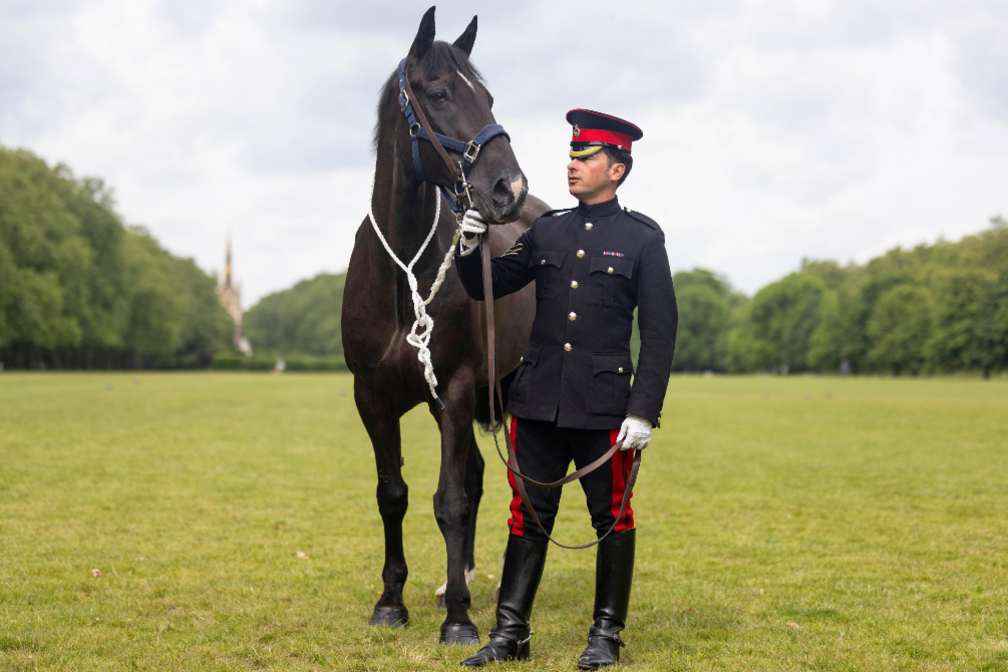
(622, 207, 660, 230)
(539, 207, 574, 218)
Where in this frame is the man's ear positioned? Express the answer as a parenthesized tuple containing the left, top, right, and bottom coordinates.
(609, 161, 626, 184)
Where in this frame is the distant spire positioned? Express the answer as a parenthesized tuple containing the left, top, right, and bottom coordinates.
(224, 234, 233, 288)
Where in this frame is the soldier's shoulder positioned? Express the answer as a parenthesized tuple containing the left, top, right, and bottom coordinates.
(536, 207, 575, 220)
(621, 207, 661, 231)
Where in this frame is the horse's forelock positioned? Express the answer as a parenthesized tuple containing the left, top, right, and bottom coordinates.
(372, 41, 485, 153)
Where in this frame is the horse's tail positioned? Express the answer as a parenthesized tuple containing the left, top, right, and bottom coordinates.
(473, 368, 517, 432)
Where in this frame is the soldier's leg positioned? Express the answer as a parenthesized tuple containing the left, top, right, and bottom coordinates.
(461, 418, 570, 668)
(572, 429, 637, 670)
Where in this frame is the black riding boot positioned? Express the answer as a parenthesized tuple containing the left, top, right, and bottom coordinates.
(460, 535, 548, 667)
(577, 528, 635, 670)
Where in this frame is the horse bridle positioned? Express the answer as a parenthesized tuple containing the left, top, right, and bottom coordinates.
(397, 58, 641, 550)
(397, 58, 509, 216)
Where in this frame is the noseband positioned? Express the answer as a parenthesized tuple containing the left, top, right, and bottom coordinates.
(397, 58, 510, 215)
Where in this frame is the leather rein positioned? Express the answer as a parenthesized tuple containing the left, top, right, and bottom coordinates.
(397, 58, 641, 550)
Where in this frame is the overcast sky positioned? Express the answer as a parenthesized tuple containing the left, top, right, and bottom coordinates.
(3, 0, 1007, 306)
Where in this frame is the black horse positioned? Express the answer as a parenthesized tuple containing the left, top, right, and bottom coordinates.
(341, 8, 548, 644)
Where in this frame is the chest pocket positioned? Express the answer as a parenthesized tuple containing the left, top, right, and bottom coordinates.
(586, 256, 634, 308)
(529, 250, 567, 300)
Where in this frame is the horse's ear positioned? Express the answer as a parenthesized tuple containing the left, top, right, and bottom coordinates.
(453, 16, 477, 57)
(408, 6, 437, 63)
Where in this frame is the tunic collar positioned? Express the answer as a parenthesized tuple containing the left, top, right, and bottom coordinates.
(577, 196, 620, 219)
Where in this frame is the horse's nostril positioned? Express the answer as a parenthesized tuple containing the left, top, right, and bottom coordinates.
(492, 177, 514, 206)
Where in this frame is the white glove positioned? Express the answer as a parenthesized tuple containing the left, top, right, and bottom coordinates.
(459, 209, 487, 250)
(616, 414, 652, 451)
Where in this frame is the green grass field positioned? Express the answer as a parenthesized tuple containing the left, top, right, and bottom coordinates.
(1, 373, 1006, 671)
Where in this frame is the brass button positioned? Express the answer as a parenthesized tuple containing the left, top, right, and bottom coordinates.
(568, 312, 577, 321)
(577, 249, 585, 258)
(585, 222, 593, 230)
(618, 367, 624, 374)
(607, 267, 614, 274)
(540, 259, 545, 266)
(520, 356, 523, 362)
(570, 280, 579, 289)
(564, 343, 572, 352)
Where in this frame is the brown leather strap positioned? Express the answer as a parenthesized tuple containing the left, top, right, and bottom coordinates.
(402, 69, 461, 182)
(482, 241, 641, 550)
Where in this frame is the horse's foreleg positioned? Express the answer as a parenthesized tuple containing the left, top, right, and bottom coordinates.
(434, 428, 484, 609)
(463, 428, 484, 585)
(355, 378, 410, 628)
(430, 373, 480, 645)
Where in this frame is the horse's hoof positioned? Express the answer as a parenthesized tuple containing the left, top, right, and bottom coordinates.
(369, 605, 409, 627)
(440, 622, 479, 646)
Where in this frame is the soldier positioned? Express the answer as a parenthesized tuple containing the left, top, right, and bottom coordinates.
(454, 109, 678, 669)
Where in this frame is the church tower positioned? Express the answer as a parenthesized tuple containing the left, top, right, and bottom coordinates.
(217, 236, 253, 356)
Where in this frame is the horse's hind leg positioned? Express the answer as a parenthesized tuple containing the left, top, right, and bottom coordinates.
(430, 373, 480, 645)
(434, 428, 483, 609)
(354, 378, 410, 627)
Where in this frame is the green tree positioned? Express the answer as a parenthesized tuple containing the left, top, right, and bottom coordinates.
(866, 285, 933, 375)
(244, 273, 346, 356)
(669, 269, 736, 371)
(927, 269, 996, 372)
(0, 146, 233, 368)
(730, 273, 829, 372)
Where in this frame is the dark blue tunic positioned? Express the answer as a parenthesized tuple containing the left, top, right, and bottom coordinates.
(455, 196, 678, 430)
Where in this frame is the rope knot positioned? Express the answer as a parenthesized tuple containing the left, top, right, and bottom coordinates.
(368, 186, 462, 405)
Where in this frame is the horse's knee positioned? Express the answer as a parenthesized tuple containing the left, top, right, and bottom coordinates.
(377, 479, 408, 520)
(433, 487, 470, 532)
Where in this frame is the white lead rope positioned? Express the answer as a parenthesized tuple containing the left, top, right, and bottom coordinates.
(368, 183, 461, 406)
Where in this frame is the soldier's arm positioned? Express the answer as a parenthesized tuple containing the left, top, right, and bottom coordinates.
(627, 228, 678, 425)
(454, 227, 536, 300)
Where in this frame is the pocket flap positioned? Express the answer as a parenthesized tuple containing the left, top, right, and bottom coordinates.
(591, 353, 634, 376)
(589, 256, 633, 279)
(529, 249, 567, 269)
(521, 343, 543, 366)
(588, 255, 633, 280)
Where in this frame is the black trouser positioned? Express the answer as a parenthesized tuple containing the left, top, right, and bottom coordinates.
(506, 417, 635, 542)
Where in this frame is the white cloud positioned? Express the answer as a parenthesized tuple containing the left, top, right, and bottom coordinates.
(2, 0, 1007, 305)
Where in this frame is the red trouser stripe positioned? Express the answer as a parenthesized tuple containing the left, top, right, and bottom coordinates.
(610, 429, 635, 532)
(507, 416, 525, 536)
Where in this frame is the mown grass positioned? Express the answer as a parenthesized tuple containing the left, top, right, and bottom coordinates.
(1, 373, 1006, 671)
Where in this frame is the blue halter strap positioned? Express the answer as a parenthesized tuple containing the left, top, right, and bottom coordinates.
(397, 58, 511, 214)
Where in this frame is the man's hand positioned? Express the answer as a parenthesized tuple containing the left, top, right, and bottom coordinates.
(616, 414, 652, 451)
(460, 209, 487, 250)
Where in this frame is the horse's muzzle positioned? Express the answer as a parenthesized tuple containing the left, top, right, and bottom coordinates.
(480, 172, 528, 224)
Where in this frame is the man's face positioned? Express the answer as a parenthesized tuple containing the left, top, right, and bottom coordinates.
(567, 151, 624, 202)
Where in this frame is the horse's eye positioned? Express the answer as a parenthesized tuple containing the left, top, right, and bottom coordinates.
(430, 91, 448, 103)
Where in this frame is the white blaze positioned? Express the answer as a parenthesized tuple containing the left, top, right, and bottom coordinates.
(456, 70, 476, 92)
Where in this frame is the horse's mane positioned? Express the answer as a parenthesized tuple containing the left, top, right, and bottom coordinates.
(372, 41, 485, 154)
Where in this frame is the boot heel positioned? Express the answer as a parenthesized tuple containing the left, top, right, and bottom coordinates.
(516, 640, 530, 660)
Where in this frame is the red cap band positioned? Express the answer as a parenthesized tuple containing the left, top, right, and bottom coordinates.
(571, 128, 633, 151)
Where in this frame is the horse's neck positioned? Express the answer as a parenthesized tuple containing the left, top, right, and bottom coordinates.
(370, 138, 446, 275)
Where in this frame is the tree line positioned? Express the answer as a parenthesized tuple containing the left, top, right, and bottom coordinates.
(4, 145, 1005, 376)
(244, 218, 1008, 379)
(672, 219, 1008, 377)
(0, 147, 234, 369)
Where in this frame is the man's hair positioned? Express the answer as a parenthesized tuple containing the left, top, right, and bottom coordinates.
(603, 147, 633, 187)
